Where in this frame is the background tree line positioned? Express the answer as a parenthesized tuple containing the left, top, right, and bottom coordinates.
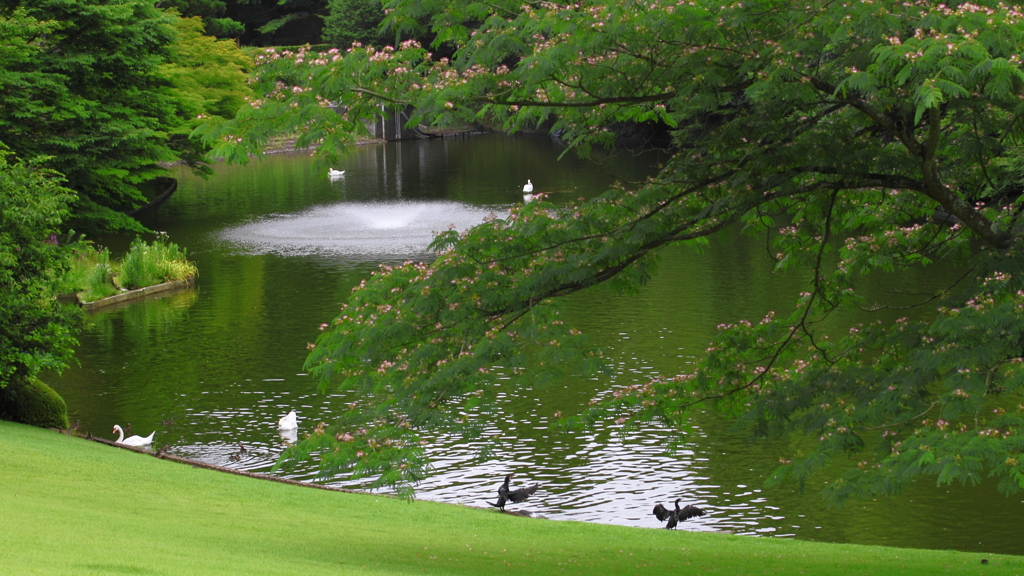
(162, 0, 392, 48)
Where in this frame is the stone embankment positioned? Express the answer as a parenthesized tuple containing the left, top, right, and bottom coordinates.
(71, 277, 195, 312)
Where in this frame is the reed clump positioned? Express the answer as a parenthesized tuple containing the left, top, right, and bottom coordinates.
(58, 233, 197, 302)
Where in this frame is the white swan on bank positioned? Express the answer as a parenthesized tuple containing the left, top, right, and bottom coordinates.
(328, 169, 345, 178)
(278, 409, 298, 430)
(112, 424, 154, 446)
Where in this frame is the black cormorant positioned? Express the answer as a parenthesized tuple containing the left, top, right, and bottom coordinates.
(653, 499, 705, 529)
(490, 475, 538, 512)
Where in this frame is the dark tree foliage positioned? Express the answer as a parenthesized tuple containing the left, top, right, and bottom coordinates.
(200, 0, 1024, 503)
(321, 0, 390, 48)
(222, 0, 327, 46)
(0, 1, 186, 232)
(159, 0, 228, 17)
(0, 2, 251, 233)
(158, 0, 246, 37)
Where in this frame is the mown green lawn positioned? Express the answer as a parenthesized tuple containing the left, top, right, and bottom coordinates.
(1, 420, 1019, 575)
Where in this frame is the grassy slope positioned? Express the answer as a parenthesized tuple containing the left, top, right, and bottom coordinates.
(1, 420, 1019, 576)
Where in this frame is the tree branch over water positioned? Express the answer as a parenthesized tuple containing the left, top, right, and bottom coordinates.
(199, 0, 1024, 503)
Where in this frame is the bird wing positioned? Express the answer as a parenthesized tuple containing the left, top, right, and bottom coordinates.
(507, 484, 538, 503)
(678, 505, 705, 521)
(653, 503, 671, 522)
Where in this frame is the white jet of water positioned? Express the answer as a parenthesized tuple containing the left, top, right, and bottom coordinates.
(219, 200, 506, 258)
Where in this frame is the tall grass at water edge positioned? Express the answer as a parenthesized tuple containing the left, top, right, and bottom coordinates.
(58, 244, 119, 302)
(57, 234, 197, 302)
(118, 234, 196, 289)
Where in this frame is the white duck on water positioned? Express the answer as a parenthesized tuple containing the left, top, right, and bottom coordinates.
(112, 424, 154, 446)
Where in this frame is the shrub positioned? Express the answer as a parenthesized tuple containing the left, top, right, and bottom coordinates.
(0, 377, 70, 429)
(0, 152, 81, 388)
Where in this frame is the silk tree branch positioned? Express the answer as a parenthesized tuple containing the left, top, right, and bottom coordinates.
(350, 87, 411, 105)
(808, 76, 1011, 249)
(478, 179, 829, 316)
(472, 91, 677, 108)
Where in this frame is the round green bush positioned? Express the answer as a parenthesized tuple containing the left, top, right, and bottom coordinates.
(0, 377, 70, 429)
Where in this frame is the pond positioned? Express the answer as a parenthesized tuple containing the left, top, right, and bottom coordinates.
(48, 133, 1024, 555)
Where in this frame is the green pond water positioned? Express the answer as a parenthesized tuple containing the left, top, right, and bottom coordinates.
(48, 133, 1024, 555)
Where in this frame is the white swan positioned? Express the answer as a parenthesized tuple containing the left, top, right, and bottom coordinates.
(328, 168, 345, 177)
(278, 409, 298, 430)
(522, 179, 533, 193)
(112, 424, 154, 446)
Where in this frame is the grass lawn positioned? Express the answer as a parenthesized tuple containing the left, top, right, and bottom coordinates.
(1, 420, 1020, 575)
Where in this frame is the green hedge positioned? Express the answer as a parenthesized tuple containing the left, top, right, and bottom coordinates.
(0, 377, 70, 429)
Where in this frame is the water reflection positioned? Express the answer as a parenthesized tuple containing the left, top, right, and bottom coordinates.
(46, 136, 1024, 555)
